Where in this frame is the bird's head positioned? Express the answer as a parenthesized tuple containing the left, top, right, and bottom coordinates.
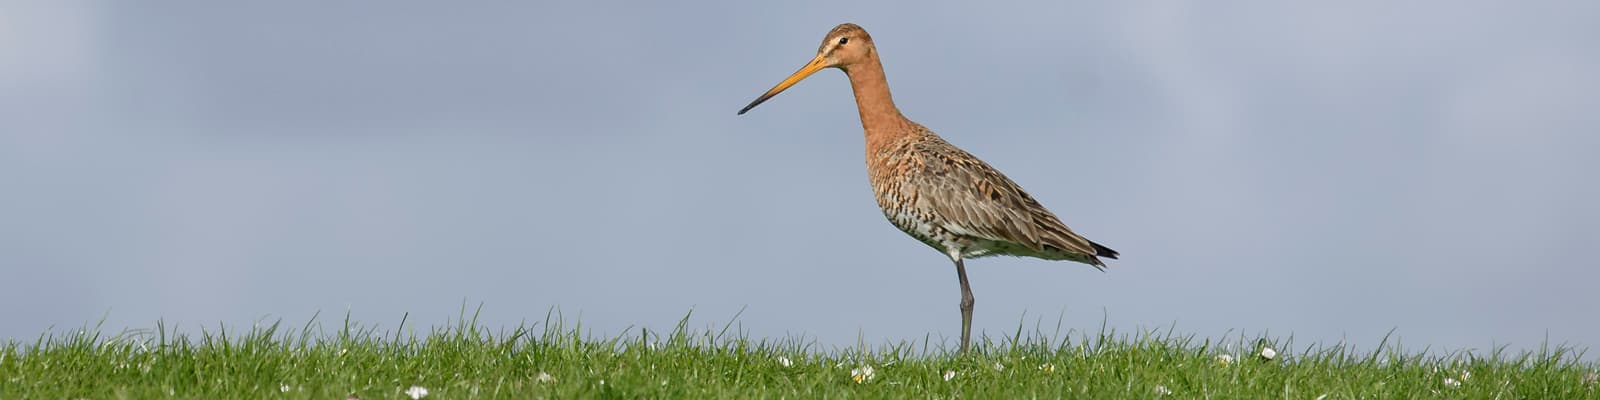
(738, 23, 876, 115)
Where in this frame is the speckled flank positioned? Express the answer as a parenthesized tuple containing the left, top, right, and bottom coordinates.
(867, 126, 1116, 269)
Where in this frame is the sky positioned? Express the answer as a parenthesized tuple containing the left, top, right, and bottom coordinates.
(3, 1, 1597, 356)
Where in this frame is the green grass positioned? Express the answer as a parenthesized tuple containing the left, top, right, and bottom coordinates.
(3, 310, 1597, 399)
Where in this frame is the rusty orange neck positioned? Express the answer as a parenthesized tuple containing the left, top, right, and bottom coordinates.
(843, 55, 912, 152)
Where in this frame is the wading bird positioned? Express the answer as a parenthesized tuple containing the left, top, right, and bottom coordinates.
(738, 23, 1118, 354)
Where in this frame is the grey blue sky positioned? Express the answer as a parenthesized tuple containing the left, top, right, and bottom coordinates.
(3, 1, 1597, 354)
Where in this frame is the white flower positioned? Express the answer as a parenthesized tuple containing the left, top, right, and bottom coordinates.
(1154, 385, 1173, 396)
(279, 383, 291, 393)
(1259, 346, 1277, 360)
(993, 362, 1005, 372)
(1038, 363, 1055, 372)
(778, 356, 793, 368)
(1443, 377, 1461, 388)
(535, 372, 556, 383)
(850, 365, 876, 383)
(1216, 354, 1235, 366)
(942, 370, 956, 381)
(404, 385, 429, 399)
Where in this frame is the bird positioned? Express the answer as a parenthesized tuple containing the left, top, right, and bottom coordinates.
(737, 23, 1118, 354)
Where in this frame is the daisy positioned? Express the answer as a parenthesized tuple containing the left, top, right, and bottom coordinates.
(404, 385, 429, 399)
(1259, 346, 1277, 361)
(851, 365, 875, 383)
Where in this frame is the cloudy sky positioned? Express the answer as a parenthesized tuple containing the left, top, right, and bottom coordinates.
(3, 1, 1596, 355)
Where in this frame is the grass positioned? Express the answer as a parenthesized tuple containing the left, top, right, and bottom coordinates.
(2, 309, 1597, 399)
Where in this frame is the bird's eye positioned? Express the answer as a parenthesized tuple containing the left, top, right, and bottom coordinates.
(838, 37, 849, 45)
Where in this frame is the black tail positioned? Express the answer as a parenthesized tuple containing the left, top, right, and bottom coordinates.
(1090, 240, 1119, 259)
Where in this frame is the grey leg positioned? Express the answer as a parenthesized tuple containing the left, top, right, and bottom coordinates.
(954, 257, 975, 354)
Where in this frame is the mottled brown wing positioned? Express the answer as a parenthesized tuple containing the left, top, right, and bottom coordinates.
(907, 135, 1103, 262)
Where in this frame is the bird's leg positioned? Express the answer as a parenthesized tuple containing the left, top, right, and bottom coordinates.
(953, 256, 975, 354)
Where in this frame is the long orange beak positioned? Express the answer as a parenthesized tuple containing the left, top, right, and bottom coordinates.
(738, 54, 829, 115)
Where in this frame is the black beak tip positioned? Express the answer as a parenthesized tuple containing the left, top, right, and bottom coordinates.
(739, 92, 776, 115)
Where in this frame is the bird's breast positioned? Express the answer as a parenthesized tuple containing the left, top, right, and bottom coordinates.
(867, 142, 962, 254)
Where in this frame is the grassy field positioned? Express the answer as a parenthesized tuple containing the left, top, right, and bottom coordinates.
(2, 311, 1596, 399)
